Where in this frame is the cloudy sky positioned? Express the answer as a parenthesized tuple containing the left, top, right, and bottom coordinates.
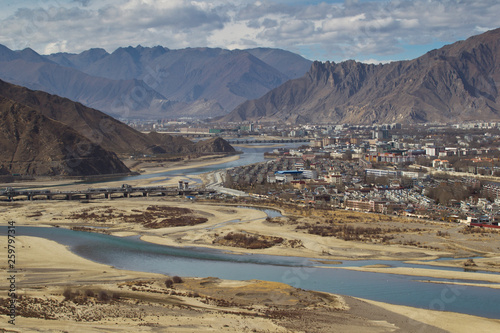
(0, 0, 498, 63)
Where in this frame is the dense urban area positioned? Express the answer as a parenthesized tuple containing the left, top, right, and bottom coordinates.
(130, 120, 500, 227)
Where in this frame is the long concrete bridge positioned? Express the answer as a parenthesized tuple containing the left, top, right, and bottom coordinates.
(226, 138, 309, 144)
(0, 185, 216, 201)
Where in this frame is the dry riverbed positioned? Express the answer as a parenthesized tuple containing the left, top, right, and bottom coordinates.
(2, 177, 500, 331)
(2, 235, 500, 332)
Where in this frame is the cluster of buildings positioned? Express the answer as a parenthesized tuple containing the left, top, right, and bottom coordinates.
(128, 119, 500, 225)
(230, 134, 500, 225)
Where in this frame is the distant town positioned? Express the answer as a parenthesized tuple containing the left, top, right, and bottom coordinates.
(127, 119, 500, 227)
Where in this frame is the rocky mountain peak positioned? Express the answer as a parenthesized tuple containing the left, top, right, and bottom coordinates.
(221, 28, 500, 125)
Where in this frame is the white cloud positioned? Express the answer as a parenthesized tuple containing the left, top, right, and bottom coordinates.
(0, 0, 498, 61)
(360, 58, 395, 65)
(321, 14, 366, 32)
(398, 18, 419, 29)
(43, 40, 69, 54)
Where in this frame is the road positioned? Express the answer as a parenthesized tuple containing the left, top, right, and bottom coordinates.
(205, 170, 249, 197)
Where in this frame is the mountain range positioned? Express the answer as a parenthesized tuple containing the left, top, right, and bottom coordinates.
(0, 45, 312, 119)
(0, 79, 235, 176)
(1, 29, 498, 129)
(221, 28, 500, 124)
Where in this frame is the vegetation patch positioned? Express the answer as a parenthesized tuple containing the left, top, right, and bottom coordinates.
(459, 226, 500, 234)
(71, 226, 110, 234)
(70, 205, 208, 228)
(297, 224, 406, 243)
(214, 232, 284, 249)
(143, 216, 208, 228)
(62, 288, 120, 304)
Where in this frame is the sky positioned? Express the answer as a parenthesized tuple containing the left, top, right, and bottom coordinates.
(0, 0, 498, 63)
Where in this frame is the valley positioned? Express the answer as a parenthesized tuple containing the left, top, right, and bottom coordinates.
(1, 24, 500, 333)
(2, 145, 500, 331)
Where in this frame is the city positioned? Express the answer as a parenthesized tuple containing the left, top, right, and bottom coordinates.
(129, 120, 500, 227)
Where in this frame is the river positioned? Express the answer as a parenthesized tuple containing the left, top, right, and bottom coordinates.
(6, 225, 500, 320)
(5, 142, 500, 319)
(89, 143, 300, 183)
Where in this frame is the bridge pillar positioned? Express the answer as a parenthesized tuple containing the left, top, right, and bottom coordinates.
(86, 194, 90, 200)
(28, 195, 32, 201)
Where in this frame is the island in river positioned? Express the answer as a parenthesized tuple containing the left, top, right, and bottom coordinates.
(1, 157, 500, 332)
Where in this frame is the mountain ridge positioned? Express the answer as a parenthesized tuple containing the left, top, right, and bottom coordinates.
(0, 44, 312, 119)
(221, 28, 500, 124)
(0, 79, 236, 176)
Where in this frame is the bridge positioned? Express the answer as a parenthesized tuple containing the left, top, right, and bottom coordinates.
(226, 138, 309, 144)
(0, 185, 216, 201)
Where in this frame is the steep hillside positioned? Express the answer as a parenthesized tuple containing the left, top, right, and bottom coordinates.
(191, 137, 236, 154)
(246, 48, 313, 80)
(146, 133, 236, 154)
(146, 48, 289, 111)
(222, 28, 500, 124)
(0, 96, 130, 176)
(0, 79, 235, 156)
(0, 79, 159, 155)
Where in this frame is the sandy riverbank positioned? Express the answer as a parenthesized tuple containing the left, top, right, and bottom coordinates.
(2, 188, 500, 331)
(2, 235, 500, 332)
(0, 236, 285, 332)
(0, 198, 447, 262)
(332, 266, 500, 284)
(126, 154, 240, 175)
(0, 154, 239, 192)
(361, 299, 500, 333)
(3, 197, 500, 270)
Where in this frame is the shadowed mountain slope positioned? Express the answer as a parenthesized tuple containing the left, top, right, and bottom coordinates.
(0, 79, 159, 155)
(0, 96, 130, 176)
(0, 80, 235, 176)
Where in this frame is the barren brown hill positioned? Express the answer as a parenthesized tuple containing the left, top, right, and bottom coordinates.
(0, 79, 235, 157)
(191, 137, 236, 154)
(221, 28, 500, 124)
(0, 96, 130, 176)
(0, 78, 157, 155)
